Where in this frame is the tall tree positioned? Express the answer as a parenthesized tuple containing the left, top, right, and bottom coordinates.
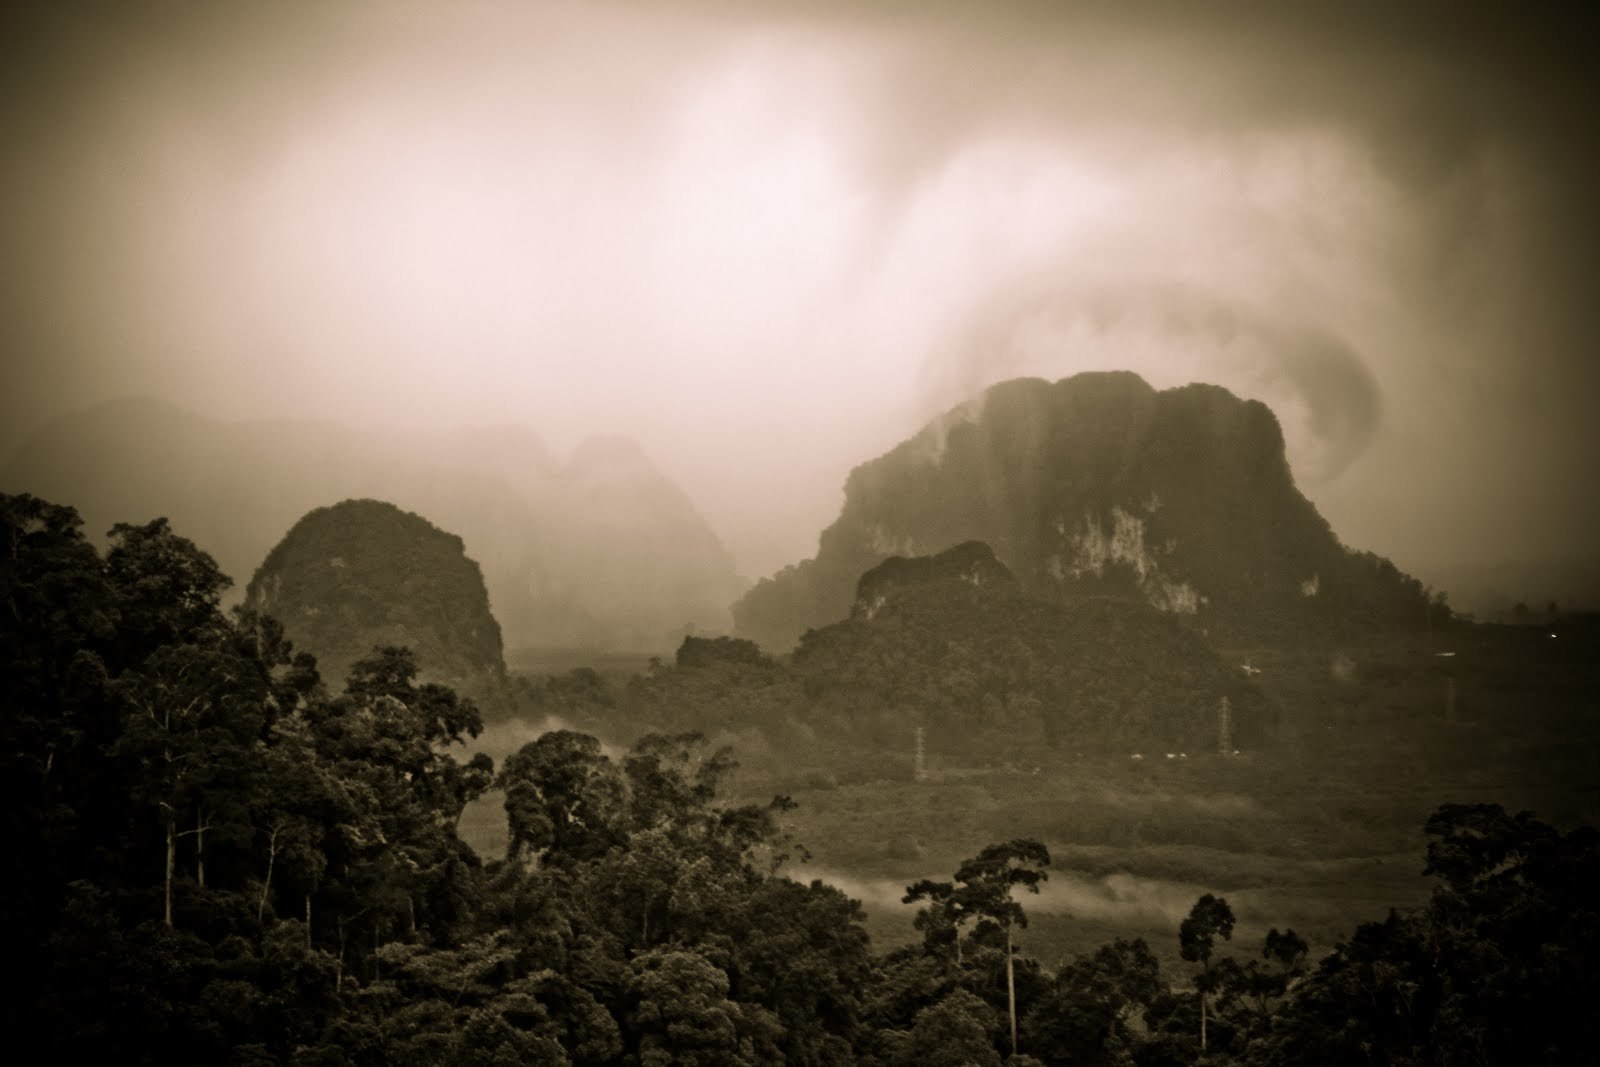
(104, 517, 231, 663)
(303, 646, 486, 972)
(949, 839, 1051, 1058)
(111, 639, 266, 926)
(498, 729, 625, 865)
(892, 989, 1003, 1067)
(0, 494, 113, 785)
(0, 494, 116, 992)
(1022, 936, 1165, 1062)
(623, 731, 738, 839)
(1180, 892, 1235, 1052)
(627, 946, 782, 1066)
(252, 712, 343, 925)
(902, 879, 968, 966)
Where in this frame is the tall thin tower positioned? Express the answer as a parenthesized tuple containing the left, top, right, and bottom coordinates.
(1217, 696, 1233, 756)
(914, 725, 927, 782)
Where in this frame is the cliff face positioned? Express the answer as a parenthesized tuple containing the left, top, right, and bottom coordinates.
(245, 499, 504, 690)
(735, 372, 1428, 650)
(4, 400, 745, 653)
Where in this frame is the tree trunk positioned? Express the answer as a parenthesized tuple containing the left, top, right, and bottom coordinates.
(258, 827, 279, 923)
(1200, 964, 1209, 1052)
(164, 809, 176, 928)
(336, 918, 347, 992)
(1006, 922, 1018, 1058)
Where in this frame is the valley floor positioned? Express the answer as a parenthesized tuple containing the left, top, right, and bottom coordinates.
(465, 620, 1600, 974)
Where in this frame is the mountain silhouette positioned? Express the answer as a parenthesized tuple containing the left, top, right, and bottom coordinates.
(735, 372, 1432, 650)
(3, 398, 746, 653)
(246, 498, 505, 691)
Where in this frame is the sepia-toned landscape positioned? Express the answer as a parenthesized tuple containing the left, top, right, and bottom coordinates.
(4, 3, 1596, 1064)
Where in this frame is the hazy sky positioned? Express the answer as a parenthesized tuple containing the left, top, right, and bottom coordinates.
(3, 1, 1596, 588)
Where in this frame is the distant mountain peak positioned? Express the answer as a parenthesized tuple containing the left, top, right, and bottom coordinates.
(736, 372, 1430, 650)
(567, 433, 652, 473)
(4, 398, 745, 655)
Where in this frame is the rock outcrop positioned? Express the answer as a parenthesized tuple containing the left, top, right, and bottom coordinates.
(735, 372, 1431, 650)
(245, 499, 505, 691)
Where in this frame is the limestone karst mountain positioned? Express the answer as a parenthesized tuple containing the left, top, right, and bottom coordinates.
(734, 372, 1433, 651)
(3, 398, 746, 653)
(535, 434, 747, 651)
(245, 499, 505, 690)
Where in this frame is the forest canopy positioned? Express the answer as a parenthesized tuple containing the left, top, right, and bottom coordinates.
(2, 492, 1594, 1065)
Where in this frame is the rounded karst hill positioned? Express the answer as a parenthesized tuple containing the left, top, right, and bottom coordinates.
(245, 499, 506, 690)
(791, 541, 1276, 757)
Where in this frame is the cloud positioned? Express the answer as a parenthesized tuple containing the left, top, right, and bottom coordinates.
(2, 0, 1595, 585)
(923, 280, 1382, 482)
(791, 863, 1214, 928)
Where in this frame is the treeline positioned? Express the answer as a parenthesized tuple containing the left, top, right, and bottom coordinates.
(4, 493, 1595, 1064)
(534, 588, 1273, 779)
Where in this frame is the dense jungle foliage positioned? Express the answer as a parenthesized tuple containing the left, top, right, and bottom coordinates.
(587, 541, 1273, 769)
(4, 492, 1595, 1064)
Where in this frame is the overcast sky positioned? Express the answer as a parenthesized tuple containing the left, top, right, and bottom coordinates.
(3, 1, 1595, 589)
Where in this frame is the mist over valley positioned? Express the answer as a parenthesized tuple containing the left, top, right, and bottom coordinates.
(5, 2, 1598, 1062)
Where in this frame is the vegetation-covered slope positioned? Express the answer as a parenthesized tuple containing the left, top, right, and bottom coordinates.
(7, 490, 1597, 1065)
(795, 544, 1275, 760)
(245, 499, 505, 689)
(735, 373, 1436, 651)
(623, 542, 1274, 769)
